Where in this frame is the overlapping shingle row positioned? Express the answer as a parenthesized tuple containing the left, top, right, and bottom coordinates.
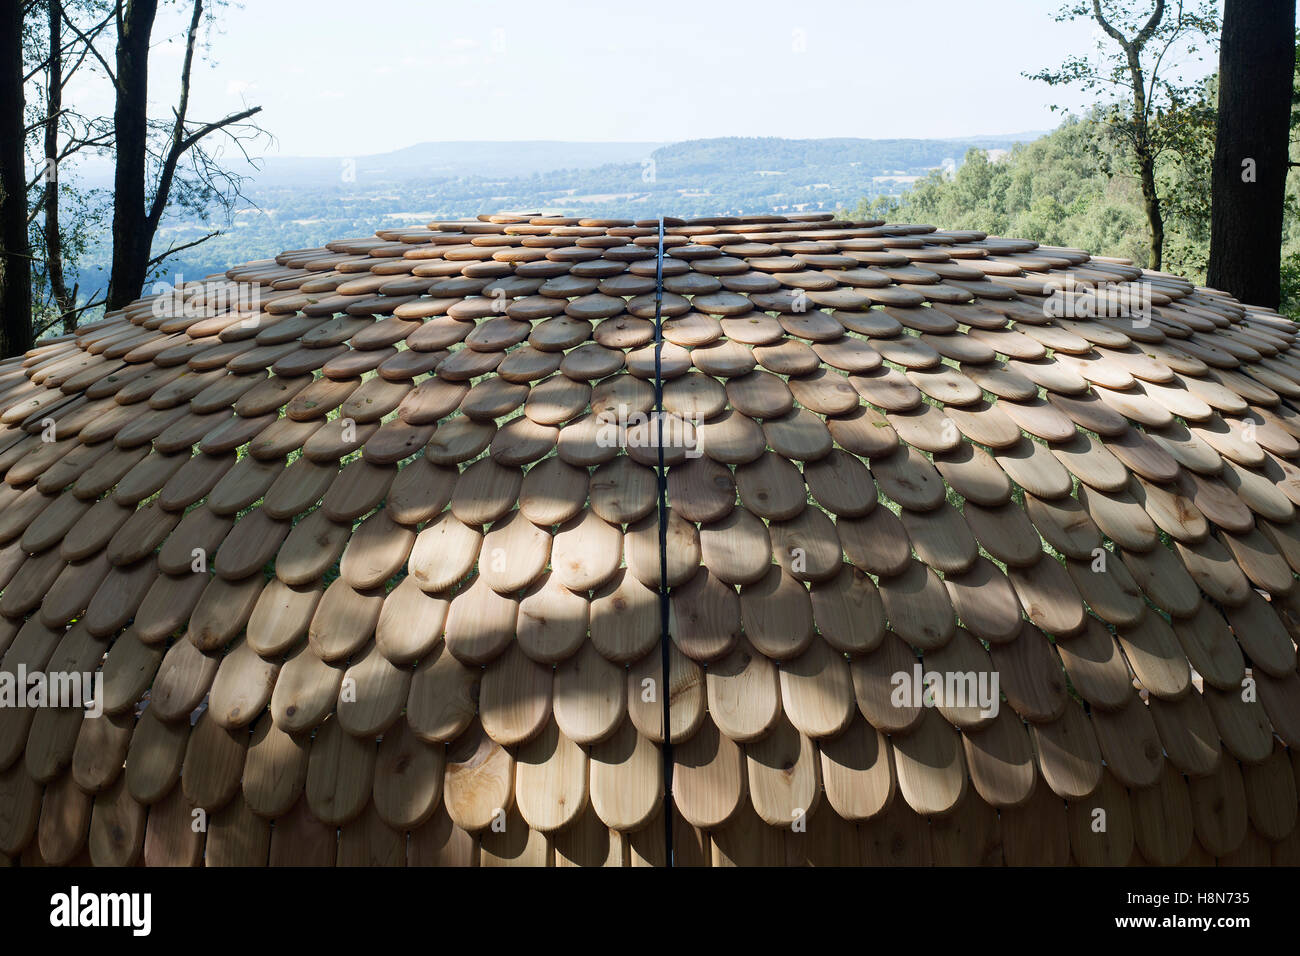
(0, 212, 1297, 866)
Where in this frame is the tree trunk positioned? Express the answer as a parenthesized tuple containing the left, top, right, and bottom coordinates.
(45, 0, 75, 334)
(105, 0, 160, 312)
(1120, 38, 1163, 273)
(1207, 0, 1296, 309)
(1138, 150, 1165, 272)
(0, 0, 33, 358)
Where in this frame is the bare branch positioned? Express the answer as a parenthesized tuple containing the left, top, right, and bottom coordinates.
(26, 187, 47, 225)
(26, 129, 115, 190)
(34, 294, 103, 337)
(1135, 0, 1167, 47)
(147, 229, 219, 267)
(58, 9, 115, 89)
(179, 105, 262, 155)
(62, 5, 118, 86)
(24, 107, 69, 134)
(1091, 0, 1129, 48)
(22, 8, 111, 82)
(1146, 30, 1180, 108)
(146, 0, 204, 232)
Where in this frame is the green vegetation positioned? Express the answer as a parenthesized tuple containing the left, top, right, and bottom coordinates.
(856, 118, 1152, 266)
(850, 109, 1300, 316)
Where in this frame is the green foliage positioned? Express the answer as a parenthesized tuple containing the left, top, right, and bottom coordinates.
(1026, 0, 1220, 159)
(850, 104, 1300, 317)
(853, 116, 1151, 266)
(27, 177, 112, 333)
(1022, 0, 1219, 271)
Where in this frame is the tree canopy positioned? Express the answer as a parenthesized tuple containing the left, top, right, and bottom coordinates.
(851, 53, 1300, 314)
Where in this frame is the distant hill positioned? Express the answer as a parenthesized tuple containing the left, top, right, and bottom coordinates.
(73, 140, 670, 187)
(253, 140, 670, 184)
(651, 135, 1039, 178)
(70, 132, 1049, 304)
(247, 133, 1045, 187)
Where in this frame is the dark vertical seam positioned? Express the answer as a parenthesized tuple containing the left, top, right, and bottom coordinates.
(652, 214, 674, 867)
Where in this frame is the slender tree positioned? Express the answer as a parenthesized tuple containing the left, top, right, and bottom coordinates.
(42, 0, 74, 332)
(106, 0, 262, 310)
(105, 0, 156, 311)
(25, 0, 115, 337)
(1, 0, 33, 358)
(1027, 0, 1219, 270)
(34, 1, 117, 334)
(1, 1, 266, 350)
(1206, 0, 1296, 309)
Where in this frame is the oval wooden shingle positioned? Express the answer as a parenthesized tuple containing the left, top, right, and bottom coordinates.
(5, 213, 1300, 867)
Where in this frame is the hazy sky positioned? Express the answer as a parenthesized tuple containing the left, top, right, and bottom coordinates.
(65, 0, 1216, 158)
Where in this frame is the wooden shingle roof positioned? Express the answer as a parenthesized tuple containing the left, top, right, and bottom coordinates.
(1, 212, 1298, 866)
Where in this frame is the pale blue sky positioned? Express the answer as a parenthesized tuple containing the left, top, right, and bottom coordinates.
(65, 0, 1216, 157)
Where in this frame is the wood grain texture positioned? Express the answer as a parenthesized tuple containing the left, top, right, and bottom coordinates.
(2, 212, 1296, 866)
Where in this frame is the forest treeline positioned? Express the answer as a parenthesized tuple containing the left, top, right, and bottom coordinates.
(852, 106, 1300, 313)
(854, 1, 1298, 313)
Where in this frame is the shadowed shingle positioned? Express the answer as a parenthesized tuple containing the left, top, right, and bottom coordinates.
(0, 212, 1298, 867)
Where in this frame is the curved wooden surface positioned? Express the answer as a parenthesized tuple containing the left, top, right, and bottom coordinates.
(1, 212, 1298, 867)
